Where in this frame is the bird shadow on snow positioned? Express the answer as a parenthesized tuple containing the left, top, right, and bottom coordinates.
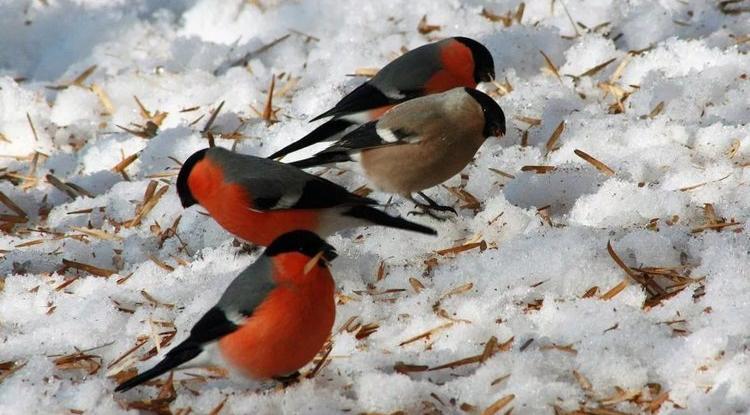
(503, 165, 606, 217)
(0, 0, 191, 82)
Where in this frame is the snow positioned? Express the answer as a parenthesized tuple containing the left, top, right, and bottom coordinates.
(1, 0, 750, 414)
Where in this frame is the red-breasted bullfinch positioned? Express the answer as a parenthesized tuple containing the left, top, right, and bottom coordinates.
(290, 87, 506, 215)
(267, 37, 495, 160)
(176, 147, 435, 246)
(115, 230, 338, 392)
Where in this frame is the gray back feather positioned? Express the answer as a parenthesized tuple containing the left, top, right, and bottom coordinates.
(370, 39, 446, 98)
(206, 147, 307, 208)
(217, 254, 276, 319)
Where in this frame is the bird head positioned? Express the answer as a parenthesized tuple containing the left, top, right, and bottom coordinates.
(265, 230, 338, 264)
(464, 88, 506, 138)
(454, 37, 495, 83)
(176, 148, 209, 208)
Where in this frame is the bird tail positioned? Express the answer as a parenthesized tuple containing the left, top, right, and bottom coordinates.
(268, 119, 353, 160)
(114, 342, 202, 392)
(344, 205, 437, 235)
(290, 152, 351, 169)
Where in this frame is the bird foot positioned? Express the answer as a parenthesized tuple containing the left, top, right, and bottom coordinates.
(273, 371, 301, 388)
(407, 205, 454, 221)
(407, 192, 457, 219)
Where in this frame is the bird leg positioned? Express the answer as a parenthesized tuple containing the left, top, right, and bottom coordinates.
(273, 371, 301, 387)
(407, 192, 457, 219)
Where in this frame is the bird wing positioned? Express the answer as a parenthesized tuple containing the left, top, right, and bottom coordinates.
(207, 148, 376, 210)
(312, 41, 444, 121)
(320, 93, 450, 154)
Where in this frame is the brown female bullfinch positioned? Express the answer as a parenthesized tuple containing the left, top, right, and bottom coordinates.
(267, 37, 495, 160)
(176, 147, 435, 246)
(290, 87, 506, 215)
(115, 230, 338, 392)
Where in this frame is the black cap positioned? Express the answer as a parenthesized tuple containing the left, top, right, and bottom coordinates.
(464, 88, 506, 138)
(265, 230, 338, 262)
(176, 148, 208, 208)
(454, 37, 495, 83)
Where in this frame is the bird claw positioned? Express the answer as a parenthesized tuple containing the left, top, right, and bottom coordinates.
(407, 207, 451, 221)
(407, 192, 457, 220)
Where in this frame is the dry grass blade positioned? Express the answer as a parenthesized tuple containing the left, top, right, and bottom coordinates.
(545, 120, 565, 154)
(376, 261, 386, 282)
(488, 168, 515, 179)
(482, 394, 515, 415)
(719, 0, 750, 14)
(573, 369, 592, 391)
(521, 165, 556, 174)
(127, 184, 169, 228)
(394, 362, 429, 374)
(305, 341, 333, 379)
(62, 259, 116, 277)
(480, 337, 499, 362)
(582, 286, 599, 298)
(26, 113, 39, 141)
(481, 8, 512, 25)
(355, 322, 380, 340)
(514, 2, 525, 23)
(0, 191, 27, 217)
(516, 115, 542, 126)
(648, 101, 665, 118)
(0, 214, 28, 224)
(91, 83, 114, 115)
(148, 254, 175, 272)
(491, 373, 511, 386)
(600, 279, 627, 300)
(417, 15, 441, 34)
(113, 153, 138, 173)
(574, 149, 615, 176)
(409, 277, 425, 293)
(216, 34, 290, 75)
(14, 239, 44, 248)
(606, 241, 638, 279)
(679, 173, 731, 192)
(71, 65, 97, 87)
(691, 221, 742, 233)
(202, 100, 226, 144)
(0, 361, 27, 383)
(52, 350, 102, 375)
(46, 174, 80, 199)
(443, 185, 481, 211)
(349, 67, 379, 77)
(438, 282, 474, 301)
(69, 226, 122, 241)
(208, 396, 229, 415)
(435, 241, 486, 256)
(608, 241, 666, 298)
(261, 76, 279, 124)
(429, 335, 508, 371)
(399, 322, 454, 346)
(578, 58, 616, 78)
(140, 290, 175, 309)
(540, 50, 562, 82)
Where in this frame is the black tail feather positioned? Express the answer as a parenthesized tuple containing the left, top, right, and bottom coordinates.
(290, 152, 352, 169)
(345, 205, 437, 236)
(114, 343, 202, 392)
(268, 119, 353, 160)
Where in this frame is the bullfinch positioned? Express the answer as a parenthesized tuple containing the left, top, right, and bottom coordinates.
(290, 87, 506, 215)
(176, 147, 436, 246)
(115, 230, 338, 392)
(267, 37, 495, 160)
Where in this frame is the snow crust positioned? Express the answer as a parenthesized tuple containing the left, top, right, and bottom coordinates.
(1, 0, 750, 413)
